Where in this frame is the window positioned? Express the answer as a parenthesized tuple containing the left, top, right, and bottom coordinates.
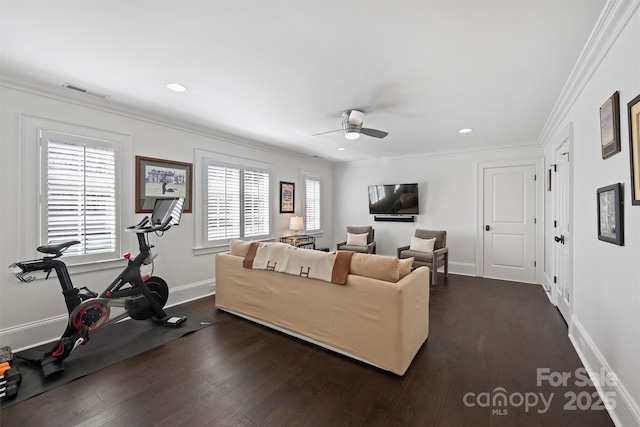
(40, 130, 118, 259)
(205, 160, 270, 244)
(304, 176, 321, 232)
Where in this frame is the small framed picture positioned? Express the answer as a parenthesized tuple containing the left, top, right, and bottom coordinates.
(600, 91, 621, 159)
(597, 183, 624, 246)
(628, 93, 640, 205)
(280, 181, 295, 213)
(136, 156, 193, 213)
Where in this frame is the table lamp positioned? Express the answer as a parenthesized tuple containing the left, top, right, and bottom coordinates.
(289, 216, 304, 234)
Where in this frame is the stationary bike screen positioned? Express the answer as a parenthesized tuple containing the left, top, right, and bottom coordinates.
(151, 197, 184, 226)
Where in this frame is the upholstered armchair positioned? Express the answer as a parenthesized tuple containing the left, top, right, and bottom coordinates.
(397, 229, 448, 285)
(337, 226, 376, 254)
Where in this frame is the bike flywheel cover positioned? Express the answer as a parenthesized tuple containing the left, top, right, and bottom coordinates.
(70, 299, 110, 331)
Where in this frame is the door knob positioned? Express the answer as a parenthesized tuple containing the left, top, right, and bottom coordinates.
(485, 225, 491, 231)
(554, 235, 565, 244)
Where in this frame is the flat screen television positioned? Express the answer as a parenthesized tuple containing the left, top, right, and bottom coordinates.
(368, 183, 419, 215)
(151, 197, 185, 226)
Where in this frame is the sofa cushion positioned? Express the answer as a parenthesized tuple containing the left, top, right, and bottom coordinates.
(350, 253, 400, 283)
(409, 236, 436, 253)
(399, 257, 414, 279)
(346, 232, 368, 246)
(230, 239, 253, 257)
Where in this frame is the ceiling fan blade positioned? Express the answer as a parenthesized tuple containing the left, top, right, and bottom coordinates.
(348, 109, 365, 125)
(361, 128, 389, 138)
(312, 129, 342, 136)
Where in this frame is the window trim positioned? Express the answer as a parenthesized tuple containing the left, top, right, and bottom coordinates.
(22, 116, 131, 268)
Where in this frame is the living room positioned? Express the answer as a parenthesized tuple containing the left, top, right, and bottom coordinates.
(1, 0, 639, 425)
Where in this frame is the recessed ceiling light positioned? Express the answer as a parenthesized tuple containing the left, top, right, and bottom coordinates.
(458, 128, 473, 134)
(166, 82, 187, 92)
(337, 147, 346, 151)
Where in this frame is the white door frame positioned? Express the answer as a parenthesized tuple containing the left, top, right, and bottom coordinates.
(550, 123, 574, 323)
(476, 157, 544, 282)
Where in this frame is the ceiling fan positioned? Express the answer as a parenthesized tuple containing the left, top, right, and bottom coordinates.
(313, 109, 389, 140)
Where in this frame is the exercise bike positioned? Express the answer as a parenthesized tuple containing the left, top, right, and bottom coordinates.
(9, 197, 187, 379)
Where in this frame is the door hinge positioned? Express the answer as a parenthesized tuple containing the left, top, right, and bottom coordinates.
(534, 218, 537, 224)
(553, 276, 557, 284)
(534, 261, 536, 267)
(554, 220, 557, 228)
(534, 174, 537, 181)
(552, 164, 557, 172)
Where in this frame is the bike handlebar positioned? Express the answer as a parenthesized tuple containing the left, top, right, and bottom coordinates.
(126, 215, 174, 234)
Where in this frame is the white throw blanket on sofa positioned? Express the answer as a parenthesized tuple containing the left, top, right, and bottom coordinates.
(243, 242, 352, 285)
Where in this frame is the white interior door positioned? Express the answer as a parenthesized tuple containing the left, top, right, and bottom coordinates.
(483, 165, 536, 283)
(554, 142, 572, 322)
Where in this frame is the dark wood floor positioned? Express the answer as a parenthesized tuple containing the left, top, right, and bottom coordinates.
(0, 274, 614, 426)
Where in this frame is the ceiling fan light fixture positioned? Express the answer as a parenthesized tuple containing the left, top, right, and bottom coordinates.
(344, 130, 361, 140)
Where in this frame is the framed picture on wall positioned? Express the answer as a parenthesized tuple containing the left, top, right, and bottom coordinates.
(600, 91, 621, 159)
(136, 156, 193, 213)
(280, 181, 295, 213)
(597, 183, 624, 246)
(628, 93, 640, 205)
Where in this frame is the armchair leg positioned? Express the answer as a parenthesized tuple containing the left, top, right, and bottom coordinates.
(444, 253, 449, 279)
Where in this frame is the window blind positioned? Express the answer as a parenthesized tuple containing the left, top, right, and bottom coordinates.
(305, 177, 321, 231)
(47, 139, 116, 256)
(207, 164, 241, 240)
(243, 169, 270, 237)
(206, 163, 270, 242)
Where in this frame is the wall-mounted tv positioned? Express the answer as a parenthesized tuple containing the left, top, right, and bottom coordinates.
(368, 183, 419, 215)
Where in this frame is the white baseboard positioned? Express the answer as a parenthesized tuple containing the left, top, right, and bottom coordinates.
(448, 261, 476, 277)
(0, 278, 216, 353)
(166, 278, 215, 306)
(570, 316, 640, 427)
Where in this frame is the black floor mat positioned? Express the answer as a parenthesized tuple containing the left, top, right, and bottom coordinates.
(1, 306, 216, 408)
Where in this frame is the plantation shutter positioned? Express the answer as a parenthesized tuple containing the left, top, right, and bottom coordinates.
(47, 139, 116, 256)
(243, 169, 270, 237)
(207, 164, 241, 240)
(305, 177, 321, 231)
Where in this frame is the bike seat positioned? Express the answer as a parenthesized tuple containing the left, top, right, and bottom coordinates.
(37, 241, 81, 256)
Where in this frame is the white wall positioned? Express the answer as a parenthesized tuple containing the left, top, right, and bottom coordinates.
(333, 145, 543, 277)
(0, 81, 334, 350)
(541, 2, 640, 425)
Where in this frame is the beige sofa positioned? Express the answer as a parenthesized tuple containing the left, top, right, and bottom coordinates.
(215, 242, 430, 376)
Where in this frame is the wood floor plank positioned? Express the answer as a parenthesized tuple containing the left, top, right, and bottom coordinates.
(0, 275, 616, 426)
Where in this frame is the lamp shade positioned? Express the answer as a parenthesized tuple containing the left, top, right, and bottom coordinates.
(289, 216, 304, 232)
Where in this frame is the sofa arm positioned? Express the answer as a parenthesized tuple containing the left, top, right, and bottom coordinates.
(397, 245, 410, 258)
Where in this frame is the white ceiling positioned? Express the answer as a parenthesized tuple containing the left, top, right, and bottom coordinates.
(1, 0, 605, 162)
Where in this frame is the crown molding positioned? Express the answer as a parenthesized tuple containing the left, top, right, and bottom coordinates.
(538, 0, 640, 146)
(0, 73, 333, 168)
(335, 142, 542, 169)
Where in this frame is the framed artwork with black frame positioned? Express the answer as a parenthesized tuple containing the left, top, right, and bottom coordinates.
(628, 93, 640, 205)
(597, 183, 624, 246)
(280, 181, 295, 213)
(136, 156, 193, 213)
(600, 91, 621, 159)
